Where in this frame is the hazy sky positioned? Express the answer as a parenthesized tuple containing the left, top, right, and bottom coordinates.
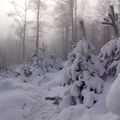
(0, 0, 98, 22)
(0, 0, 97, 38)
(0, 0, 53, 37)
(0, 0, 13, 38)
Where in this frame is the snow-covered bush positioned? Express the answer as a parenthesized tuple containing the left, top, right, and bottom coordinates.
(29, 54, 63, 76)
(59, 40, 106, 111)
(13, 64, 32, 78)
(99, 38, 120, 76)
(14, 54, 63, 77)
(0, 60, 13, 78)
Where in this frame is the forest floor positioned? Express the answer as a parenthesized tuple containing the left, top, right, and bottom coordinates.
(0, 70, 119, 120)
(0, 71, 62, 120)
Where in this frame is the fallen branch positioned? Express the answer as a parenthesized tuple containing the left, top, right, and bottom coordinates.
(45, 96, 62, 105)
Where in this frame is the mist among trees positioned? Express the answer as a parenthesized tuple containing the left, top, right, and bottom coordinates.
(1, 0, 120, 120)
(0, 0, 118, 64)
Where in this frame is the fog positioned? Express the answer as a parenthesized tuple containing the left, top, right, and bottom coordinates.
(0, 0, 57, 64)
(0, 0, 118, 65)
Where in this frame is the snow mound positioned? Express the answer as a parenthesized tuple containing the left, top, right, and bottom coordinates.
(0, 79, 22, 92)
(74, 40, 95, 56)
(58, 105, 85, 120)
(70, 85, 81, 97)
(0, 78, 38, 120)
(106, 73, 120, 116)
(59, 95, 73, 111)
(0, 90, 36, 120)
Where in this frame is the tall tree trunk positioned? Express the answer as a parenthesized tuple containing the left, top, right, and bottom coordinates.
(103, 27, 106, 44)
(22, 0, 27, 61)
(36, 0, 40, 56)
(70, 0, 74, 43)
(119, 0, 120, 16)
(107, 26, 110, 42)
(92, 23, 95, 44)
(65, 23, 69, 59)
(74, 0, 77, 41)
(61, 27, 65, 59)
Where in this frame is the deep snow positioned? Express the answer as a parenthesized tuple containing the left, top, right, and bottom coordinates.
(1, 39, 120, 120)
(0, 70, 118, 120)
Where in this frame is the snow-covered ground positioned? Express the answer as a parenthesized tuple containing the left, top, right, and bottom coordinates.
(1, 39, 120, 120)
(0, 73, 59, 120)
(0, 70, 118, 120)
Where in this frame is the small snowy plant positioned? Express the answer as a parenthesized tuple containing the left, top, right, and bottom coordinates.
(30, 54, 63, 76)
(18, 54, 64, 77)
(59, 40, 106, 111)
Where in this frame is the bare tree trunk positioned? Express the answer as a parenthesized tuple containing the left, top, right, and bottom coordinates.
(61, 27, 65, 59)
(74, 0, 77, 41)
(65, 23, 69, 59)
(119, 0, 120, 16)
(92, 23, 95, 44)
(22, 0, 27, 61)
(107, 26, 110, 42)
(36, 0, 40, 56)
(103, 27, 106, 44)
(70, 0, 75, 43)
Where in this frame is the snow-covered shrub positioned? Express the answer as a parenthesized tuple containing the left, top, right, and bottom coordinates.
(106, 73, 120, 116)
(14, 54, 64, 77)
(59, 40, 106, 111)
(29, 54, 63, 76)
(99, 38, 120, 76)
(13, 64, 32, 78)
(0, 66, 14, 79)
(0, 60, 13, 78)
(58, 105, 85, 120)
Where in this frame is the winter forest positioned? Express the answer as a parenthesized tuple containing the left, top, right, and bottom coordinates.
(1, 0, 120, 120)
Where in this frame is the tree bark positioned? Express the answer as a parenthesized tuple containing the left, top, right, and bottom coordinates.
(36, 0, 40, 56)
(92, 23, 95, 44)
(70, 0, 75, 43)
(74, 0, 77, 42)
(22, 0, 27, 61)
